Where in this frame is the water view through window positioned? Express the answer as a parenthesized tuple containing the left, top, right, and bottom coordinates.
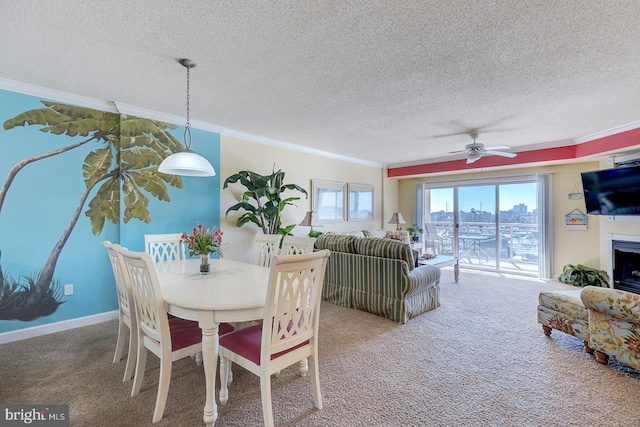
(425, 181, 540, 276)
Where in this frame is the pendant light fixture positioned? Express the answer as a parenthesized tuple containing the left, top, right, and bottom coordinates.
(158, 58, 216, 177)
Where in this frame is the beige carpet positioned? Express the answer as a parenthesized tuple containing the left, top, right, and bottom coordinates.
(2, 268, 640, 427)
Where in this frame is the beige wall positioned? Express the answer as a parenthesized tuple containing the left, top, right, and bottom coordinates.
(220, 136, 394, 261)
(397, 161, 605, 277)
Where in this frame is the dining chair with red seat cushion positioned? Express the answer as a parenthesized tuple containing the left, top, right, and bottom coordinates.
(218, 249, 331, 427)
(118, 247, 234, 423)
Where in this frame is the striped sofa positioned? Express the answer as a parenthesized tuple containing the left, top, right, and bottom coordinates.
(315, 234, 441, 324)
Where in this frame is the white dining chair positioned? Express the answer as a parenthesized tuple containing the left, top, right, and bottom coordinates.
(103, 240, 137, 382)
(118, 247, 234, 423)
(250, 234, 282, 268)
(279, 235, 317, 376)
(145, 232, 208, 365)
(280, 236, 316, 256)
(144, 233, 185, 262)
(218, 249, 331, 427)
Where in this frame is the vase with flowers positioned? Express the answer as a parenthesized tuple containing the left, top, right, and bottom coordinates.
(181, 224, 224, 274)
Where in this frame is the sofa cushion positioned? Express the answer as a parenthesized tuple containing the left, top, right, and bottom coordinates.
(315, 234, 357, 253)
(342, 230, 366, 238)
(363, 229, 388, 239)
(355, 237, 415, 271)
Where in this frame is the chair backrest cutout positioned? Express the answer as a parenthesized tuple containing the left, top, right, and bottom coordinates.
(144, 233, 185, 262)
(103, 241, 134, 322)
(281, 236, 316, 256)
(250, 234, 282, 268)
(119, 248, 169, 345)
(262, 250, 330, 358)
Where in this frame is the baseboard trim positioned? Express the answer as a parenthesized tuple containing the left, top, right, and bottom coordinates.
(0, 311, 119, 345)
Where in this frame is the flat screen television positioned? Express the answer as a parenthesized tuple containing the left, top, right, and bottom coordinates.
(581, 165, 640, 215)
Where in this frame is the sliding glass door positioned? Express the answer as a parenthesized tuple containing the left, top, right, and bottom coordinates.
(419, 174, 550, 277)
(457, 185, 497, 267)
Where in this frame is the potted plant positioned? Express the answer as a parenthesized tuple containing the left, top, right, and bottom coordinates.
(406, 224, 424, 243)
(558, 264, 609, 288)
(223, 166, 308, 236)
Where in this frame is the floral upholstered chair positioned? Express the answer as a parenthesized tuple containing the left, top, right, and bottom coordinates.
(581, 286, 640, 370)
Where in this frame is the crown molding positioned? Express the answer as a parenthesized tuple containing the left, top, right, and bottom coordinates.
(222, 129, 383, 168)
(575, 120, 640, 144)
(113, 102, 227, 133)
(0, 77, 117, 113)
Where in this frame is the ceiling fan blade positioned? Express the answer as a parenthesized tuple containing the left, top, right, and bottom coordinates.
(466, 156, 481, 164)
(448, 149, 468, 154)
(483, 145, 511, 150)
(485, 150, 517, 158)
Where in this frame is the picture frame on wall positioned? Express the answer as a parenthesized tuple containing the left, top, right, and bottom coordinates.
(312, 180, 345, 222)
(347, 183, 373, 221)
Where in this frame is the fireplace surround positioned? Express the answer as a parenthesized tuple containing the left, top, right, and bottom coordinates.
(608, 234, 640, 295)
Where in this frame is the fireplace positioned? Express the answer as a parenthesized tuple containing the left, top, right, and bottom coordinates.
(609, 235, 640, 294)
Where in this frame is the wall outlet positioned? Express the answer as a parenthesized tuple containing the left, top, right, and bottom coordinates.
(64, 284, 73, 296)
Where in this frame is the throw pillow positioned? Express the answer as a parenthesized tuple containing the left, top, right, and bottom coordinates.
(385, 230, 409, 244)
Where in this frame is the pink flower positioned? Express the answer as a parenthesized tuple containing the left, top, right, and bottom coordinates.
(181, 223, 224, 257)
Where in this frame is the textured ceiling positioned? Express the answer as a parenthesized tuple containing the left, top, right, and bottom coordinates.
(1, 1, 640, 167)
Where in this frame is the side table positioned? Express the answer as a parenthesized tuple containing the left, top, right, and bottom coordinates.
(418, 255, 459, 283)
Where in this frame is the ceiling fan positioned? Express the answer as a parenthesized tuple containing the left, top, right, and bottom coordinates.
(449, 132, 517, 164)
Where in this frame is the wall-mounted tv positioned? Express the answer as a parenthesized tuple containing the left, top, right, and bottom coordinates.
(581, 165, 640, 215)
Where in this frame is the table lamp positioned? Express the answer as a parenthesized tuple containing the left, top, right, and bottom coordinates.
(388, 212, 406, 230)
(299, 211, 323, 236)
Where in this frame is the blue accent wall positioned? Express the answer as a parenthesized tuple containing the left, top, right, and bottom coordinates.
(0, 89, 220, 333)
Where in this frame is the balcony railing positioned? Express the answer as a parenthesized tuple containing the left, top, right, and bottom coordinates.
(425, 221, 539, 274)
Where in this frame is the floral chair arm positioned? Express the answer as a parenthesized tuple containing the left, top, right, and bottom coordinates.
(580, 285, 640, 324)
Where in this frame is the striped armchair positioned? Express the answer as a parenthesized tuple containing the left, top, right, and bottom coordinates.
(315, 234, 441, 324)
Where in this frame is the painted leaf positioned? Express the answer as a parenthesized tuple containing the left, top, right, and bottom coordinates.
(4, 102, 115, 138)
(82, 147, 113, 188)
(120, 116, 182, 153)
(85, 178, 120, 235)
(122, 176, 151, 224)
(127, 170, 171, 202)
(120, 147, 163, 170)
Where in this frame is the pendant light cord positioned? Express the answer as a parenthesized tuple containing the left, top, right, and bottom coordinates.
(184, 64, 192, 151)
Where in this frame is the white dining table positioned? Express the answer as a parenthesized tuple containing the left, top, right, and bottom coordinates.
(154, 258, 270, 426)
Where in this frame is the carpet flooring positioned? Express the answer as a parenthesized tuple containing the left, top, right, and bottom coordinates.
(2, 268, 640, 426)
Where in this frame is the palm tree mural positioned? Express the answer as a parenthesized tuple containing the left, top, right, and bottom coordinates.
(0, 101, 186, 321)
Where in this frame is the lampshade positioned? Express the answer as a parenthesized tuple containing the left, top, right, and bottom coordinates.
(299, 211, 323, 227)
(388, 212, 406, 225)
(157, 58, 216, 177)
(158, 150, 216, 177)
